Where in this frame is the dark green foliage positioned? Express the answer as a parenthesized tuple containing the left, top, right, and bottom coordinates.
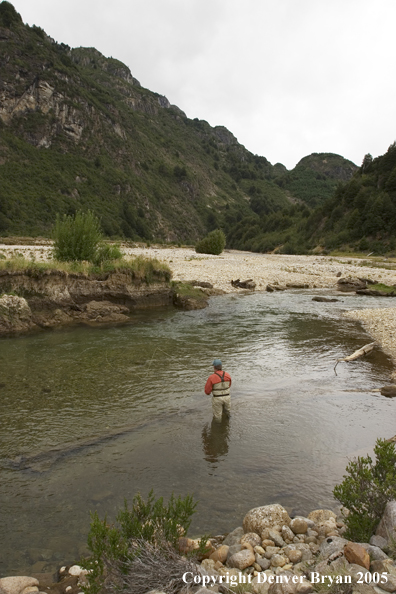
(196, 229, 226, 255)
(91, 243, 122, 266)
(333, 439, 396, 542)
(52, 210, 103, 262)
(279, 153, 358, 208)
(1, 4, 390, 255)
(0, 1, 22, 28)
(303, 142, 396, 253)
(0, 10, 296, 243)
(81, 490, 198, 594)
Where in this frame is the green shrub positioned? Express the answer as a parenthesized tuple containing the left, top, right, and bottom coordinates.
(333, 439, 396, 542)
(81, 491, 199, 594)
(52, 210, 103, 262)
(195, 229, 226, 255)
(91, 243, 122, 266)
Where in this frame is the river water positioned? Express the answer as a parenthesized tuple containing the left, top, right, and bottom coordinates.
(0, 290, 395, 576)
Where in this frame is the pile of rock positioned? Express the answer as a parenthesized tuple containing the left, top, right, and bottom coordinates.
(2, 503, 396, 594)
(184, 501, 396, 594)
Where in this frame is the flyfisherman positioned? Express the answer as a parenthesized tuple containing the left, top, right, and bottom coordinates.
(205, 359, 232, 422)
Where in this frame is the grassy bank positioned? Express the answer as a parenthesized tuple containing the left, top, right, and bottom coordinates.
(0, 255, 172, 283)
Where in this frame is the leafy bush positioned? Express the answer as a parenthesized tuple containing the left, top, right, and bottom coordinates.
(81, 491, 199, 594)
(91, 243, 122, 266)
(333, 439, 396, 542)
(195, 229, 226, 255)
(53, 210, 103, 262)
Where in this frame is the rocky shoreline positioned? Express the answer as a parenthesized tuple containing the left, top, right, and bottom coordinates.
(5, 244, 394, 375)
(1, 501, 396, 594)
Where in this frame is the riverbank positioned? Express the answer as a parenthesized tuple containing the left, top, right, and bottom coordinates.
(1, 501, 396, 594)
(1, 244, 396, 375)
(3, 244, 396, 293)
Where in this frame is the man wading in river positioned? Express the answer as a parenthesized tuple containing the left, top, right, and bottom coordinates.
(205, 359, 232, 422)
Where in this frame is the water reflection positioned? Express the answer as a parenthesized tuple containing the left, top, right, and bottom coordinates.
(201, 416, 230, 472)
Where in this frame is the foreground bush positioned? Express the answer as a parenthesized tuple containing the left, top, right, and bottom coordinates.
(81, 491, 200, 594)
(333, 438, 396, 542)
(53, 210, 103, 262)
(195, 229, 226, 255)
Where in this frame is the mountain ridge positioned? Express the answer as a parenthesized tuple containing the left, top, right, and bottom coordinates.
(0, 1, 357, 243)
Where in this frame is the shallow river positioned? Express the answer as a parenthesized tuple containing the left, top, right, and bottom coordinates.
(1, 290, 395, 576)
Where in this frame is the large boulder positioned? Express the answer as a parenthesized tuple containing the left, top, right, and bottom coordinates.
(319, 536, 348, 559)
(227, 548, 255, 570)
(307, 509, 337, 525)
(376, 501, 396, 544)
(283, 543, 313, 562)
(337, 278, 367, 292)
(243, 504, 291, 534)
(0, 295, 36, 333)
(209, 545, 229, 564)
(223, 526, 244, 546)
(369, 534, 388, 550)
(241, 532, 261, 548)
(381, 386, 396, 398)
(0, 577, 39, 594)
(290, 517, 309, 535)
(344, 542, 370, 569)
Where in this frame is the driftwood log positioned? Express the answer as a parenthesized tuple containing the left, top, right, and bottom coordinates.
(334, 342, 376, 375)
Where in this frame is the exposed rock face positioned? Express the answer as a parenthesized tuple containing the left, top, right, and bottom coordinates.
(0, 270, 173, 334)
(0, 294, 36, 333)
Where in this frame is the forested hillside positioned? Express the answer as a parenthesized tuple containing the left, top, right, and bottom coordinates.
(228, 143, 396, 255)
(0, 1, 357, 245)
(305, 142, 396, 253)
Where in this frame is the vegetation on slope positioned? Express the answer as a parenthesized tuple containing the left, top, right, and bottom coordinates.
(0, 1, 283, 241)
(228, 143, 396, 255)
(0, 1, 358, 247)
(276, 153, 358, 208)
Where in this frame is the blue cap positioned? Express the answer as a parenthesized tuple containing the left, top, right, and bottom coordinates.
(212, 359, 222, 366)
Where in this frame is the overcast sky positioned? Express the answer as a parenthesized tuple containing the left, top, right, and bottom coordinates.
(9, 0, 396, 169)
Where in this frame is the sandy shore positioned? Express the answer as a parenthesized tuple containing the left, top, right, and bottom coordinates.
(2, 244, 396, 379)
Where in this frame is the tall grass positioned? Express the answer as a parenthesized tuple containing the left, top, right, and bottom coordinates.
(0, 255, 171, 283)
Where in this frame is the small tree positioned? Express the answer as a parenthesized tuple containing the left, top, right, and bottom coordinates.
(52, 210, 103, 262)
(333, 439, 396, 542)
(195, 229, 226, 255)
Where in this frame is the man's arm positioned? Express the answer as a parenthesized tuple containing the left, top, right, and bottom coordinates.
(204, 376, 213, 395)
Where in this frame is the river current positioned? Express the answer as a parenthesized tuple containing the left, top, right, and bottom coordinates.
(0, 290, 395, 575)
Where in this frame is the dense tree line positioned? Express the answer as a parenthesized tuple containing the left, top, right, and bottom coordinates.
(227, 143, 396, 255)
